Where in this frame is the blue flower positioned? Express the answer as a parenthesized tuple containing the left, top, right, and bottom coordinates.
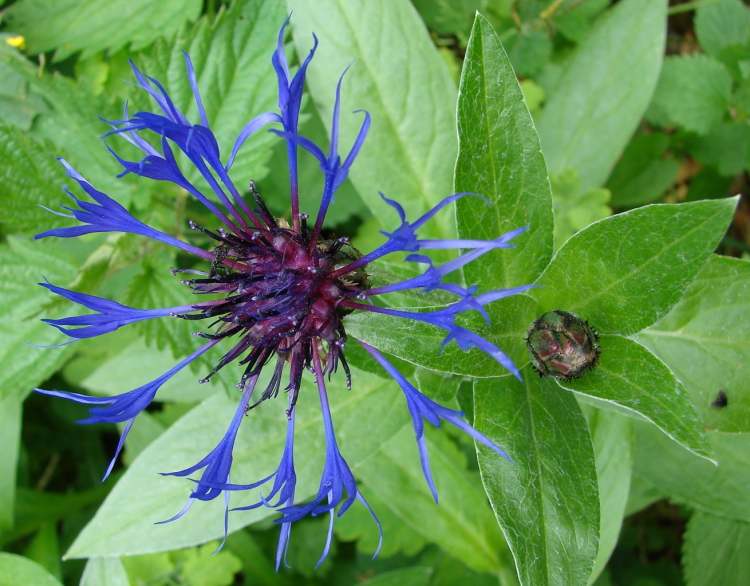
(34, 18, 530, 568)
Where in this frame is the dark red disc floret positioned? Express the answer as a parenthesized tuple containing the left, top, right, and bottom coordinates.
(181, 187, 368, 413)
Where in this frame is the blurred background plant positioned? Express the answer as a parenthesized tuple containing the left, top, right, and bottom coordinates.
(0, 1, 748, 585)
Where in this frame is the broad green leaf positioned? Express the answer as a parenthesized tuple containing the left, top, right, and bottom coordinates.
(0, 553, 62, 586)
(66, 367, 407, 557)
(0, 124, 67, 235)
(80, 558, 129, 586)
(346, 295, 539, 378)
(647, 55, 733, 135)
(606, 133, 680, 207)
(532, 198, 738, 335)
(0, 395, 22, 530)
(0, 237, 78, 401)
(358, 567, 433, 586)
(357, 427, 509, 574)
(537, 0, 667, 191)
(695, 0, 750, 72)
(633, 423, 750, 522)
(560, 335, 709, 458)
(6, 0, 201, 60)
(587, 410, 631, 584)
(137, 0, 285, 194)
(455, 15, 553, 289)
(288, 0, 458, 237)
(683, 511, 750, 586)
(637, 255, 750, 433)
(474, 369, 599, 586)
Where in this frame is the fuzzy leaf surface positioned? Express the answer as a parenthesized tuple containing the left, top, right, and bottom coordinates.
(532, 199, 738, 335)
(474, 369, 599, 586)
(455, 15, 553, 290)
(288, 0, 458, 237)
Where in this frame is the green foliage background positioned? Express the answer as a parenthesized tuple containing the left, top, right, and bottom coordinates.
(0, 1, 748, 585)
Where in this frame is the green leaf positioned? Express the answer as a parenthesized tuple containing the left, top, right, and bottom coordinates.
(633, 423, 750, 522)
(224, 531, 282, 586)
(357, 428, 509, 573)
(175, 542, 242, 586)
(532, 198, 738, 335)
(606, 133, 680, 207)
(560, 335, 710, 458)
(346, 294, 540, 378)
(0, 51, 141, 207)
(288, 0, 458, 237)
(0, 237, 78, 401)
(537, 0, 667, 191)
(0, 486, 110, 549)
(455, 15, 554, 290)
(0, 395, 22, 531)
(80, 558, 129, 586)
(411, 0, 483, 42)
(647, 55, 733, 135)
(258, 102, 367, 225)
(22, 524, 61, 581)
(358, 567, 433, 586)
(551, 169, 611, 245)
(136, 0, 286, 193)
(0, 124, 68, 235)
(506, 30, 552, 78)
(0, 553, 62, 586)
(683, 511, 750, 586)
(691, 121, 750, 177)
(334, 488, 427, 559)
(695, 0, 750, 73)
(587, 410, 631, 584)
(66, 367, 407, 557)
(65, 332, 217, 404)
(0, 58, 47, 130)
(637, 255, 750, 433)
(123, 251, 196, 359)
(474, 369, 599, 586)
(553, 0, 610, 44)
(6, 0, 202, 61)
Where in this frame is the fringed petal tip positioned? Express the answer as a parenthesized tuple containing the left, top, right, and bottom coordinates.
(358, 341, 513, 501)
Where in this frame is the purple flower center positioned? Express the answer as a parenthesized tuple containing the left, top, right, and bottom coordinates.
(183, 188, 369, 406)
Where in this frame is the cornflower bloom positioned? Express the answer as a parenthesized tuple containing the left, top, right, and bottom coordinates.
(35, 17, 530, 568)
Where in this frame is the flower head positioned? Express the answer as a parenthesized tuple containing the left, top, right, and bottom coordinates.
(35, 18, 530, 568)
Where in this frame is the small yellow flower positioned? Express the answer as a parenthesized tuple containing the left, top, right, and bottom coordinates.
(5, 35, 26, 50)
